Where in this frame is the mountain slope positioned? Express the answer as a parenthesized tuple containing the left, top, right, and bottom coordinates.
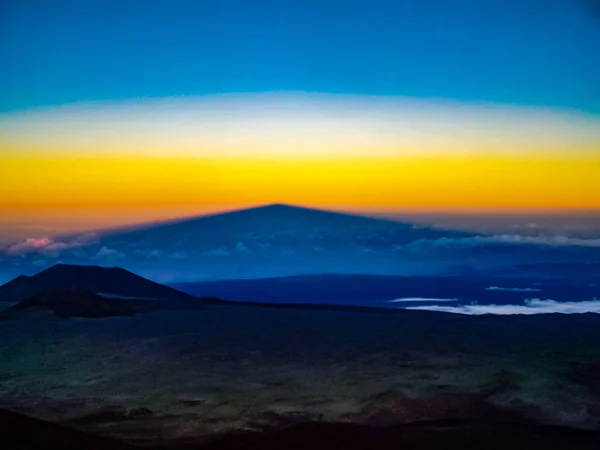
(6, 288, 139, 318)
(0, 264, 198, 303)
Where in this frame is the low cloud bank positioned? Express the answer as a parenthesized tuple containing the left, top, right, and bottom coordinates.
(94, 246, 125, 260)
(405, 298, 600, 315)
(409, 234, 600, 249)
(388, 297, 458, 303)
(485, 286, 542, 292)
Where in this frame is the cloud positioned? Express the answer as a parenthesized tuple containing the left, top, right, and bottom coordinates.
(408, 234, 600, 250)
(136, 248, 162, 258)
(388, 297, 459, 303)
(3, 233, 98, 256)
(65, 248, 89, 258)
(5, 237, 53, 254)
(405, 298, 600, 315)
(485, 286, 542, 292)
(234, 242, 250, 253)
(31, 259, 48, 267)
(358, 247, 376, 253)
(482, 235, 600, 247)
(94, 246, 125, 260)
(202, 248, 230, 257)
(167, 251, 188, 259)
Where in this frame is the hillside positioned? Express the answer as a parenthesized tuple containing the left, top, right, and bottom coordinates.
(0, 264, 199, 304)
(5, 288, 139, 318)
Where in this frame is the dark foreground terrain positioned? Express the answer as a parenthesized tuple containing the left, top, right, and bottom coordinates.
(3, 409, 600, 450)
(1, 303, 600, 447)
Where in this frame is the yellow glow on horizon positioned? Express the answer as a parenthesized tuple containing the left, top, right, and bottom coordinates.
(2, 154, 599, 211)
(2, 94, 600, 237)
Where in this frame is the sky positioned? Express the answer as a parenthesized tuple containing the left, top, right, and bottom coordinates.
(1, 0, 600, 241)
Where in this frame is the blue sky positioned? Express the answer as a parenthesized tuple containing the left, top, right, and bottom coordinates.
(1, 0, 599, 113)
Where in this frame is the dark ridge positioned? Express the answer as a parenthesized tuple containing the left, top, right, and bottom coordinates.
(171, 272, 600, 309)
(2, 409, 599, 450)
(195, 419, 600, 450)
(0, 274, 33, 302)
(202, 297, 600, 321)
(202, 297, 453, 316)
(2, 265, 599, 320)
(0, 264, 198, 303)
(0, 409, 134, 449)
(6, 288, 139, 318)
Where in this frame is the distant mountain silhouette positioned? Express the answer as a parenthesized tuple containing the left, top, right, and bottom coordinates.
(0, 264, 200, 303)
(6, 288, 138, 318)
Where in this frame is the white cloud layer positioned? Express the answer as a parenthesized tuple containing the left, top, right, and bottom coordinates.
(94, 246, 125, 260)
(485, 286, 542, 292)
(3, 233, 97, 256)
(202, 248, 230, 257)
(405, 298, 600, 315)
(409, 234, 600, 249)
(388, 297, 459, 303)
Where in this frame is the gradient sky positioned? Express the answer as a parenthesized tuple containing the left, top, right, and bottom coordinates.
(1, 0, 600, 241)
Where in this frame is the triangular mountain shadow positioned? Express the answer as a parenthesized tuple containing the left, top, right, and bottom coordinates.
(98, 203, 476, 239)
